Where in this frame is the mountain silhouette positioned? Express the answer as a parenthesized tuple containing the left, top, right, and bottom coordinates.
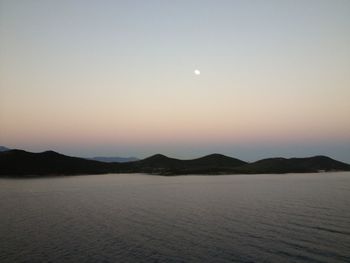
(237, 156, 350, 173)
(0, 149, 349, 177)
(186, 153, 247, 167)
(0, 149, 114, 176)
(117, 153, 247, 174)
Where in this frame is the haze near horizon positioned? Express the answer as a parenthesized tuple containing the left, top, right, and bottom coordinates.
(1, 0, 349, 162)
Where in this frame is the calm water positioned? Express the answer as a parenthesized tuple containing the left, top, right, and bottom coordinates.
(0, 173, 349, 263)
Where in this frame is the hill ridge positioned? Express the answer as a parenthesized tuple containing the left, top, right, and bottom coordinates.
(1, 149, 349, 176)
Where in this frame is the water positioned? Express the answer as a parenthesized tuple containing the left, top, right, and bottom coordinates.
(0, 173, 349, 263)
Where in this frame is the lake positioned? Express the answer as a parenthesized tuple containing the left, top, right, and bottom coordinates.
(0, 172, 349, 262)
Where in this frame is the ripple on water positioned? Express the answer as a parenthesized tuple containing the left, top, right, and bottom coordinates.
(0, 172, 350, 262)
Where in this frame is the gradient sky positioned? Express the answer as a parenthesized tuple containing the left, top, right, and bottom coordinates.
(1, 0, 350, 162)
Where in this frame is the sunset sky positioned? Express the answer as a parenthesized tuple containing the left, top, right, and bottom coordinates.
(1, 0, 350, 162)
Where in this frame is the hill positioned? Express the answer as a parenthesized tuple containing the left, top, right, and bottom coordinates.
(118, 153, 247, 174)
(0, 150, 116, 176)
(236, 156, 350, 174)
(0, 150, 349, 177)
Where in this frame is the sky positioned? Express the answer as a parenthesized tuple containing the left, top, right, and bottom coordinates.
(1, 0, 350, 162)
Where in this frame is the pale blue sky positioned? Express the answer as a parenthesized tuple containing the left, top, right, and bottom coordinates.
(1, 0, 350, 161)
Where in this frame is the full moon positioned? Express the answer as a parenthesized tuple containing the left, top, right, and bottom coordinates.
(194, 69, 201, 75)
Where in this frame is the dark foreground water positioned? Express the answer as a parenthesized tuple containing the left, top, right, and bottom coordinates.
(0, 173, 349, 263)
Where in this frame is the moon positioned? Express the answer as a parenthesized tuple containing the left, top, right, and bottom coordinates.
(194, 69, 201, 75)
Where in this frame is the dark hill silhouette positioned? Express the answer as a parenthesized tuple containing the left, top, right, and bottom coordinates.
(119, 153, 247, 174)
(236, 156, 350, 174)
(186, 153, 246, 167)
(0, 149, 115, 176)
(140, 154, 181, 166)
(117, 154, 186, 174)
(0, 149, 349, 177)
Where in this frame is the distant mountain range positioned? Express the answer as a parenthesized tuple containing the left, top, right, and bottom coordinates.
(0, 146, 10, 152)
(1, 149, 349, 177)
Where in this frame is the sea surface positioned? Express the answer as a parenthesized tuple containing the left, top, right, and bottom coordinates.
(0, 172, 349, 263)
